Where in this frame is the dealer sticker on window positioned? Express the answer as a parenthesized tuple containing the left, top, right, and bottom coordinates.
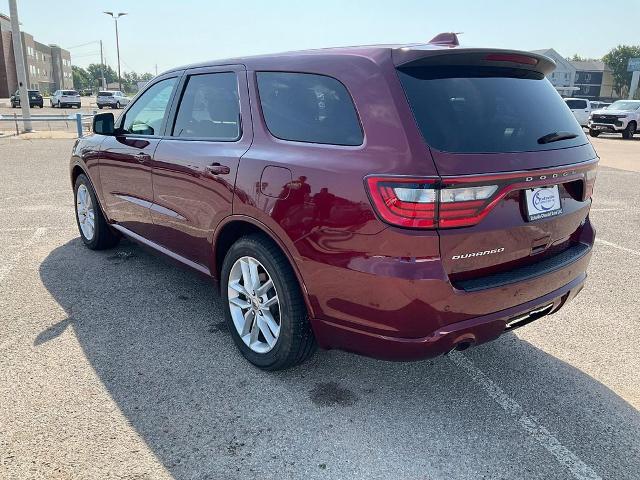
(525, 186, 562, 221)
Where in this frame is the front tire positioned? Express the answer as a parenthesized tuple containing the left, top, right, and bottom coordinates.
(622, 121, 636, 140)
(221, 234, 316, 370)
(74, 174, 120, 250)
(589, 129, 601, 138)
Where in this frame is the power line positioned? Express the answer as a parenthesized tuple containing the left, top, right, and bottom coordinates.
(65, 40, 101, 50)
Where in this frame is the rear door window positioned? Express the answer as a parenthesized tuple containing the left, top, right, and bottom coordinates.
(172, 72, 241, 140)
(397, 66, 586, 153)
(257, 72, 363, 146)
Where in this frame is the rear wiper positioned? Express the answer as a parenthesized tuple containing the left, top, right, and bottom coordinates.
(537, 131, 579, 144)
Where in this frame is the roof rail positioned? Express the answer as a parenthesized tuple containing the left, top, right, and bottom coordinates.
(428, 32, 460, 46)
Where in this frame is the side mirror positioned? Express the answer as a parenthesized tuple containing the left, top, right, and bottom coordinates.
(93, 112, 115, 135)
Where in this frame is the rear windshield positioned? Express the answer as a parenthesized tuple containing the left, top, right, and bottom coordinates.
(98, 92, 113, 97)
(565, 99, 588, 109)
(63, 90, 78, 95)
(28, 90, 40, 94)
(397, 66, 586, 153)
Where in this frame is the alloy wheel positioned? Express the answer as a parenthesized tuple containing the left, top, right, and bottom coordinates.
(227, 256, 281, 353)
(76, 184, 95, 241)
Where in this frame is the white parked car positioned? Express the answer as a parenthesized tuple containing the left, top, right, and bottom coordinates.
(564, 98, 591, 127)
(96, 91, 130, 109)
(588, 100, 640, 139)
(50, 90, 81, 108)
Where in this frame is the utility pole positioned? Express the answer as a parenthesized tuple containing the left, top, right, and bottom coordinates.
(8, 0, 31, 132)
(99, 40, 106, 89)
(103, 12, 127, 92)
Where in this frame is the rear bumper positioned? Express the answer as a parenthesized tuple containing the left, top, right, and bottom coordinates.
(312, 272, 586, 361)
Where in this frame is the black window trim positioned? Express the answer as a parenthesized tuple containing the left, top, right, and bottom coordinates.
(255, 70, 365, 148)
(168, 70, 243, 143)
(115, 73, 182, 139)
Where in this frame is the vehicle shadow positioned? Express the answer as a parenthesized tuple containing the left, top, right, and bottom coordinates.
(38, 238, 640, 480)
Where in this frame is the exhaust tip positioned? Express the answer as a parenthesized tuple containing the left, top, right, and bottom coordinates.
(454, 341, 473, 351)
(447, 340, 475, 355)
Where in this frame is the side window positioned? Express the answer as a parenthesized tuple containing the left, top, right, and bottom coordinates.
(172, 72, 241, 140)
(256, 72, 363, 146)
(121, 78, 177, 136)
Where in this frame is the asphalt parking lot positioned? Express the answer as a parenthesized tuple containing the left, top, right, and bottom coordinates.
(0, 136, 638, 479)
(0, 97, 114, 135)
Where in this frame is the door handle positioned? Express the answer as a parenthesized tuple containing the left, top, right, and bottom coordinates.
(205, 164, 231, 176)
(134, 152, 151, 163)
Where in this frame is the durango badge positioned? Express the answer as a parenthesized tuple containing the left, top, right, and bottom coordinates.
(452, 248, 505, 260)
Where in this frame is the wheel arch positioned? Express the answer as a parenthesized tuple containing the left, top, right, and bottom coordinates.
(212, 215, 315, 319)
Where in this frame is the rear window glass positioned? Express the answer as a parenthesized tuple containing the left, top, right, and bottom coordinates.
(63, 90, 78, 95)
(565, 99, 588, 109)
(173, 72, 240, 140)
(98, 92, 113, 97)
(397, 66, 586, 153)
(257, 72, 363, 146)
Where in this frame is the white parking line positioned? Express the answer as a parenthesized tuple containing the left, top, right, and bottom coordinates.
(595, 238, 640, 257)
(0, 226, 70, 233)
(449, 351, 602, 480)
(0, 227, 46, 284)
(0, 190, 69, 202)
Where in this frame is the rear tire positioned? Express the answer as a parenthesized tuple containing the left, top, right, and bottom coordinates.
(74, 174, 120, 250)
(622, 121, 636, 140)
(221, 234, 316, 370)
(589, 129, 600, 138)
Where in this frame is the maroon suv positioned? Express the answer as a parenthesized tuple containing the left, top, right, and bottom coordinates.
(70, 33, 597, 370)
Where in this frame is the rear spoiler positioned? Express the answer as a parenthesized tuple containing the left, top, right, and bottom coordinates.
(392, 47, 556, 76)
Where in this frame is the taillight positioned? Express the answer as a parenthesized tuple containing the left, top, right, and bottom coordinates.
(438, 185, 499, 228)
(365, 177, 499, 229)
(365, 177, 437, 228)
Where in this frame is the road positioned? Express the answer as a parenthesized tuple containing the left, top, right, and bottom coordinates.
(0, 136, 638, 479)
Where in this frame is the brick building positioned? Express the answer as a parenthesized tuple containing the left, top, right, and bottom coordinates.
(0, 13, 72, 97)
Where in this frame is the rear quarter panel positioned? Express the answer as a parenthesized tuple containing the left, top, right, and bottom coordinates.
(233, 51, 441, 323)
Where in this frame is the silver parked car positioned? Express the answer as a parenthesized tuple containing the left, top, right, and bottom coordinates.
(96, 90, 130, 109)
(51, 90, 81, 108)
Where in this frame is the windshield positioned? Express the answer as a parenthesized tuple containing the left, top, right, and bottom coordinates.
(397, 66, 586, 153)
(607, 101, 640, 112)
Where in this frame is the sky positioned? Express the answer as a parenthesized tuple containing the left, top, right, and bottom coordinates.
(4, 0, 640, 75)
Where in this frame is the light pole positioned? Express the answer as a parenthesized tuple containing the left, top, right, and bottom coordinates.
(103, 11, 126, 91)
(8, 0, 31, 132)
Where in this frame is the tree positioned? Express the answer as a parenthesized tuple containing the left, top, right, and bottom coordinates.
(602, 45, 640, 96)
(72, 65, 91, 90)
(121, 70, 155, 93)
(568, 54, 586, 62)
(86, 63, 118, 87)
